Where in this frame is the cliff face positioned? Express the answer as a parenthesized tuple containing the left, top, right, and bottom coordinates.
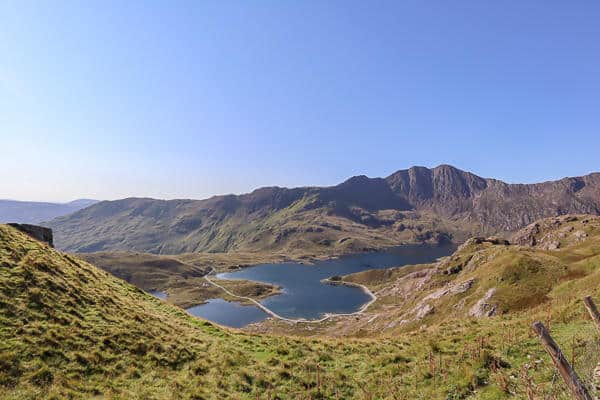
(45, 165, 600, 254)
(385, 165, 489, 216)
(384, 166, 600, 231)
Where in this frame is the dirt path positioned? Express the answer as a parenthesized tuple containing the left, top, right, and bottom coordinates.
(203, 268, 377, 324)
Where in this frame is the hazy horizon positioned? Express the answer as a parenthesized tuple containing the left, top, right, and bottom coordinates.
(2, 2, 599, 202)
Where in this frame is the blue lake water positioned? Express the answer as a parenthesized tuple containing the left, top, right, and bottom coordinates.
(187, 298, 268, 328)
(188, 244, 455, 328)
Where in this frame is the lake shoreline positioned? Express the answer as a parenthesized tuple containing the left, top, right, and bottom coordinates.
(190, 243, 455, 327)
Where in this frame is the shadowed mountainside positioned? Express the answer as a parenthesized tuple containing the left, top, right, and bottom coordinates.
(45, 165, 600, 254)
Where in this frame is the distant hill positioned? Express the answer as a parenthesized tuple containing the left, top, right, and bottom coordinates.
(46, 165, 600, 254)
(0, 199, 98, 224)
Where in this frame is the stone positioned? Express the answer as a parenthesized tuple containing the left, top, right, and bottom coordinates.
(7, 224, 53, 247)
(469, 288, 497, 318)
(415, 303, 434, 319)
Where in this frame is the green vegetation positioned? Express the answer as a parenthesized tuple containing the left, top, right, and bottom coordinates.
(45, 166, 600, 257)
(249, 216, 600, 397)
(79, 251, 281, 308)
(46, 189, 478, 256)
(0, 225, 413, 399)
(2, 216, 600, 399)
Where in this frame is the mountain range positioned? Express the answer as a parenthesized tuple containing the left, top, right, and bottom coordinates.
(0, 199, 98, 224)
(45, 165, 600, 254)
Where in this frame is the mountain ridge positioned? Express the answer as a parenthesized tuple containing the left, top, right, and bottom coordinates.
(45, 165, 600, 254)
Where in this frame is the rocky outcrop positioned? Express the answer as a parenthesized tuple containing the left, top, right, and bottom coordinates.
(469, 288, 497, 317)
(423, 278, 475, 301)
(7, 224, 53, 247)
(415, 303, 435, 320)
(512, 223, 541, 246)
(511, 215, 598, 249)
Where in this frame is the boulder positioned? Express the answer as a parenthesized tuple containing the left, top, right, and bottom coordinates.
(469, 288, 497, 318)
(574, 230, 588, 241)
(415, 303, 434, 319)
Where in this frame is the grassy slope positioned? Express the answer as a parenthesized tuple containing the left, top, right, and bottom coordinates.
(0, 224, 496, 400)
(3, 220, 600, 399)
(251, 216, 600, 336)
(248, 216, 600, 398)
(47, 194, 476, 255)
(73, 208, 474, 309)
(79, 251, 282, 308)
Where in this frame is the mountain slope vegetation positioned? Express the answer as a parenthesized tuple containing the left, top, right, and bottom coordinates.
(2, 222, 600, 399)
(252, 215, 600, 338)
(0, 224, 416, 399)
(46, 165, 600, 254)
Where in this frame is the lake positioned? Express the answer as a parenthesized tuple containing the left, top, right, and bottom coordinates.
(187, 244, 455, 328)
(187, 298, 268, 328)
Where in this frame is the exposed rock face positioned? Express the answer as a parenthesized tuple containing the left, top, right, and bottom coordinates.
(415, 303, 435, 320)
(469, 288, 497, 318)
(423, 278, 475, 301)
(512, 215, 598, 249)
(45, 165, 600, 253)
(512, 223, 541, 246)
(7, 224, 53, 247)
(386, 166, 600, 232)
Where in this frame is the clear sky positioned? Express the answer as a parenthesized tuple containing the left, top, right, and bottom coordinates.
(1, 1, 599, 202)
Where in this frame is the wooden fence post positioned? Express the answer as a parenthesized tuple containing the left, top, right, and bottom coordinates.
(583, 296, 600, 333)
(531, 321, 593, 400)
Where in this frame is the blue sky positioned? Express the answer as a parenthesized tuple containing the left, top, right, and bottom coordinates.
(1, 1, 599, 202)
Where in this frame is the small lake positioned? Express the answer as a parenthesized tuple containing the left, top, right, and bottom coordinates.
(188, 244, 455, 328)
(187, 298, 268, 328)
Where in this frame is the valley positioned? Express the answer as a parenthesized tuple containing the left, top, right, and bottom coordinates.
(46, 165, 600, 332)
(3, 215, 600, 398)
(4, 166, 600, 399)
(4, 2, 600, 397)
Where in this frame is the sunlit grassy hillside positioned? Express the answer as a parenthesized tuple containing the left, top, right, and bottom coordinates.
(0, 224, 481, 399)
(2, 222, 599, 399)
